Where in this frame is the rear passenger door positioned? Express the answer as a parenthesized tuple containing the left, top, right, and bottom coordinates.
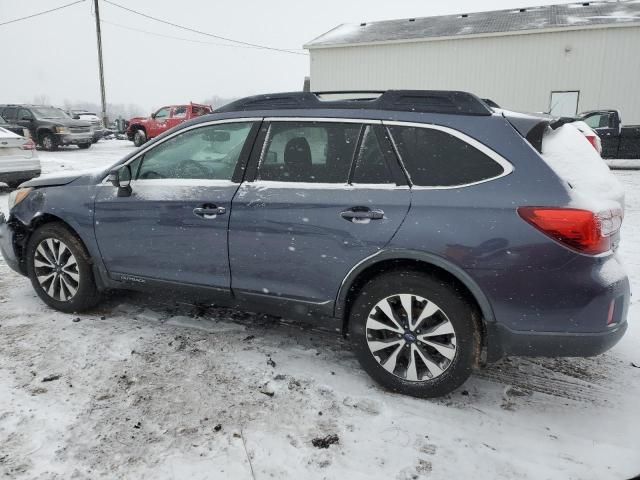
(229, 119, 410, 312)
(168, 106, 188, 130)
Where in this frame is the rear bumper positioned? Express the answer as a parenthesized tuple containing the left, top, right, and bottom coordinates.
(0, 213, 24, 274)
(0, 169, 41, 185)
(492, 320, 628, 358)
(481, 253, 631, 361)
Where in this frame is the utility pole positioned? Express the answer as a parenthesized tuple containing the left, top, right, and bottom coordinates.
(93, 0, 108, 127)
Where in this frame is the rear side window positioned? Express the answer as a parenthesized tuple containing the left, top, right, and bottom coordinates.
(352, 126, 394, 184)
(388, 126, 504, 187)
(172, 106, 188, 118)
(1, 107, 17, 121)
(259, 122, 360, 183)
(192, 106, 211, 117)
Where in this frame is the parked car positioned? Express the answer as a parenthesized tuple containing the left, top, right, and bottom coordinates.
(67, 109, 108, 143)
(579, 109, 640, 159)
(126, 103, 212, 147)
(0, 90, 629, 398)
(0, 105, 93, 151)
(0, 127, 40, 188)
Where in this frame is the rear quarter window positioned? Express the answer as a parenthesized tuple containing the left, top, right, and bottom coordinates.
(388, 125, 505, 187)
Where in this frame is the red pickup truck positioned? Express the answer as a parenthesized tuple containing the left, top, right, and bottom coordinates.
(126, 103, 212, 146)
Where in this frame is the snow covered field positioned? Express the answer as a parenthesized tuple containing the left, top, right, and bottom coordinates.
(0, 140, 638, 480)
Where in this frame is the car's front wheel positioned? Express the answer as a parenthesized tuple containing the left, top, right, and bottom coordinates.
(40, 133, 58, 151)
(133, 129, 146, 147)
(350, 270, 479, 398)
(26, 223, 102, 312)
(78, 143, 91, 149)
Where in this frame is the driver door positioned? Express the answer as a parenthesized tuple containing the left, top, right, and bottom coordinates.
(148, 106, 171, 138)
(94, 120, 259, 289)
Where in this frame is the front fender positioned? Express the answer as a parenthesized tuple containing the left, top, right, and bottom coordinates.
(9, 185, 109, 289)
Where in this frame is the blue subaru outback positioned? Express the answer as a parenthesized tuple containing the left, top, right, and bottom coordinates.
(0, 91, 629, 397)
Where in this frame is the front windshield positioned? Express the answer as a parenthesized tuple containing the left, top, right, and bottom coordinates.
(32, 107, 70, 120)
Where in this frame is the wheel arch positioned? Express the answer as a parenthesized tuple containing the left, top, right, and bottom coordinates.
(36, 127, 54, 143)
(13, 212, 106, 288)
(336, 250, 497, 358)
(129, 123, 147, 134)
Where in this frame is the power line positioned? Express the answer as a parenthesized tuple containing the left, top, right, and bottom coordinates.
(102, 0, 308, 56)
(100, 18, 270, 50)
(0, 0, 86, 27)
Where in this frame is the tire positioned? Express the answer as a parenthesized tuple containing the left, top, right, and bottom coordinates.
(25, 223, 102, 313)
(349, 270, 479, 398)
(41, 132, 58, 151)
(78, 143, 91, 149)
(133, 129, 146, 147)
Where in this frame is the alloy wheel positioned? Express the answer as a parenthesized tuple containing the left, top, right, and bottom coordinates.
(365, 294, 457, 382)
(34, 238, 80, 301)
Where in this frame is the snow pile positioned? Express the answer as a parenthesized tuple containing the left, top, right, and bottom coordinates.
(541, 123, 625, 211)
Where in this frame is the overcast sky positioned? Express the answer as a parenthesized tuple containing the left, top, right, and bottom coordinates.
(0, 0, 578, 113)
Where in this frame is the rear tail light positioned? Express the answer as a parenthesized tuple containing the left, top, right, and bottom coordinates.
(21, 139, 36, 150)
(584, 134, 602, 155)
(517, 207, 623, 255)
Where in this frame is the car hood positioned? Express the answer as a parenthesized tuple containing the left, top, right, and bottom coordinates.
(41, 118, 92, 128)
(21, 167, 106, 188)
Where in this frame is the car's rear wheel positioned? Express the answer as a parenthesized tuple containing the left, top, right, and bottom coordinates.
(78, 143, 91, 149)
(26, 223, 101, 313)
(41, 133, 58, 151)
(350, 270, 479, 398)
(133, 129, 146, 147)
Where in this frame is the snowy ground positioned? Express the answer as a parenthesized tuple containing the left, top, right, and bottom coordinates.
(0, 140, 639, 480)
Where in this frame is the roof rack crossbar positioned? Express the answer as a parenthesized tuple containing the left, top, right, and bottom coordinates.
(215, 90, 492, 116)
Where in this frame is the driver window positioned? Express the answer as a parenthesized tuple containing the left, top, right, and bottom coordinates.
(584, 114, 609, 129)
(154, 107, 170, 120)
(18, 109, 33, 121)
(136, 122, 254, 181)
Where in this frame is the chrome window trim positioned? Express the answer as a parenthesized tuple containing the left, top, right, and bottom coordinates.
(264, 117, 382, 125)
(241, 180, 409, 190)
(382, 120, 514, 190)
(104, 116, 514, 191)
(132, 178, 238, 187)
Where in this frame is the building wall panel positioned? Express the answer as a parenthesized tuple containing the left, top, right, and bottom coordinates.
(309, 26, 640, 123)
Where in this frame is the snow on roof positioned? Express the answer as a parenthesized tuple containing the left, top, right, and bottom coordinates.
(305, 1, 640, 48)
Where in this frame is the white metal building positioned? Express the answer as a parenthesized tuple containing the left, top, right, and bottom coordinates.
(305, 1, 640, 122)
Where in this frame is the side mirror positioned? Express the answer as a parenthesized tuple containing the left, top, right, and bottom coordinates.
(108, 164, 132, 197)
(73, 115, 81, 120)
(150, 113, 156, 119)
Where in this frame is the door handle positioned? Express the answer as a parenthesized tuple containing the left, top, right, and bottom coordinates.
(340, 207, 384, 223)
(193, 205, 226, 219)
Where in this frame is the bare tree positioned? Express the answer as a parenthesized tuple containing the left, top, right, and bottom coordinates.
(32, 94, 51, 105)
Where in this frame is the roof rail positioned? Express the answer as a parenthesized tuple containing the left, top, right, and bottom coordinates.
(215, 90, 492, 116)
